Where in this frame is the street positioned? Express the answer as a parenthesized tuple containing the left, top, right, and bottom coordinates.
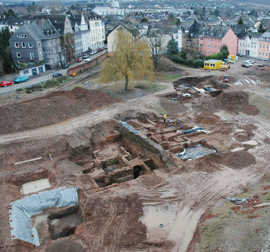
(0, 50, 106, 95)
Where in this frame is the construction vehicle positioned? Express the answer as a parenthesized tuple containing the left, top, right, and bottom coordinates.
(203, 60, 229, 71)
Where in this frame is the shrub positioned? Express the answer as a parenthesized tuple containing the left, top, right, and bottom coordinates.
(168, 55, 203, 68)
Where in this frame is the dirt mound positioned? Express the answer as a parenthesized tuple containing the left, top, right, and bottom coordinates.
(212, 151, 256, 169)
(157, 57, 184, 72)
(0, 87, 121, 134)
(215, 91, 259, 115)
(45, 240, 84, 252)
(198, 91, 260, 115)
(195, 112, 220, 125)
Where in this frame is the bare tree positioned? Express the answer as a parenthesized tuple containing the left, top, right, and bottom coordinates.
(148, 31, 162, 70)
(101, 30, 153, 91)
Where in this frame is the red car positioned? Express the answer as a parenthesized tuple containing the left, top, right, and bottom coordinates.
(0, 81, 14, 87)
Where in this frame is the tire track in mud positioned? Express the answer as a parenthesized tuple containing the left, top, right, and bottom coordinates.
(91, 202, 117, 252)
(142, 167, 260, 252)
(108, 206, 128, 252)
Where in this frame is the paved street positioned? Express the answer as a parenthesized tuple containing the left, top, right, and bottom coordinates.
(0, 69, 67, 95)
(0, 50, 106, 95)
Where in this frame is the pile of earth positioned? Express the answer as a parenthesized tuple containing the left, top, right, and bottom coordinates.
(196, 91, 260, 115)
(0, 87, 121, 134)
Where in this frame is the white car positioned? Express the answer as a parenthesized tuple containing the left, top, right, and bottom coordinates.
(245, 60, 254, 65)
(84, 58, 91, 62)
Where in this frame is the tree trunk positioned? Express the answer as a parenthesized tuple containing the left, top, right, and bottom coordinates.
(124, 75, 128, 91)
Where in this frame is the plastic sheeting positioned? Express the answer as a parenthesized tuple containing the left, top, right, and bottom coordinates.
(176, 144, 216, 160)
(182, 127, 208, 134)
(9, 187, 78, 246)
(120, 121, 141, 135)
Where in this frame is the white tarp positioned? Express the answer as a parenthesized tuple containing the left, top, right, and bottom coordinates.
(9, 187, 78, 246)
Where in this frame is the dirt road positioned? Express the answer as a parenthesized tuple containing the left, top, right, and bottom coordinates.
(0, 87, 172, 146)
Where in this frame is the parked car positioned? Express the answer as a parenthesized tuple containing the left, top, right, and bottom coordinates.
(223, 76, 229, 83)
(77, 57, 82, 63)
(62, 63, 70, 69)
(82, 54, 88, 59)
(84, 58, 91, 62)
(14, 75, 29, 83)
(246, 60, 255, 64)
(241, 63, 252, 68)
(52, 72, 63, 78)
(0, 81, 14, 87)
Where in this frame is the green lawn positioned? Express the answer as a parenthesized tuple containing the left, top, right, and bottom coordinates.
(154, 72, 182, 82)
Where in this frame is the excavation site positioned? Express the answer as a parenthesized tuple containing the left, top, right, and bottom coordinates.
(1, 70, 270, 252)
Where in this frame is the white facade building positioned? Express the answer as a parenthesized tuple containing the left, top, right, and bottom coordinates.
(66, 13, 105, 55)
(89, 18, 105, 50)
(177, 29, 183, 52)
(80, 14, 91, 52)
(93, 7, 125, 16)
(238, 34, 259, 58)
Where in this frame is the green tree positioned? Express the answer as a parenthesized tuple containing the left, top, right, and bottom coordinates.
(176, 19, 181, 27)
(0, 28, 15, 74)
(258, 22, 266, 33)
(238, 17, 244, 25)
(5, 9, 16, 17)
(101, 30, 153, 91)
(141, 17, 148, 23)
(220, 45, 229, 58)
(167, 39, 178, 56)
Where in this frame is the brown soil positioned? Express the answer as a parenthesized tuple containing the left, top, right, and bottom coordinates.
(195, 112, 220, 125)
(45, 240, 84, 252)
(140, 174, 163, 188)
(0, 87, 121, 134)
(198, 91, 260, 115)
(264, 138, 270, 145)
(200, 209, 220, 223)
(263, 185, 270, 190)
(76, 194, 147, 250)
(210, 151, 256, 169)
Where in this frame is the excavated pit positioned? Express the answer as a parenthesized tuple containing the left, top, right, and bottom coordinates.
(32, 205, 83, 245)
(48, 206, 83, 240)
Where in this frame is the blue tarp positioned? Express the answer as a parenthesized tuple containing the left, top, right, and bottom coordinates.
(176, 144, 216, 160)
(119, 121, 141, 135)
(182, 127, 207, 134)
(9, 187, 78, 246)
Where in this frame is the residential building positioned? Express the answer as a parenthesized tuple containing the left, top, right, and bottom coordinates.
(89, 17, 105, 51)
(107, 24, 137, 53)
(9, 19, 62, 68)
(197, 26, 238, 56)
(258, 32, 270, 60)
(238, 33, 259, 58)
(32, 13, 105, 59)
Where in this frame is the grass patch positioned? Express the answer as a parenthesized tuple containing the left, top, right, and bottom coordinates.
(154, 72, 182, 82)
(135, 82, 164, 91)
(21, 76, 70, 94)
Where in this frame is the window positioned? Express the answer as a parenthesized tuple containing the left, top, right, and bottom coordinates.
(17, 33, 28, 38)
(16, 52, 21, 58)
(28, 42, 33, 48)
(22, 42, 26, 48)
(29, 52, 34, 60)
(15, 42, 19, 48)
